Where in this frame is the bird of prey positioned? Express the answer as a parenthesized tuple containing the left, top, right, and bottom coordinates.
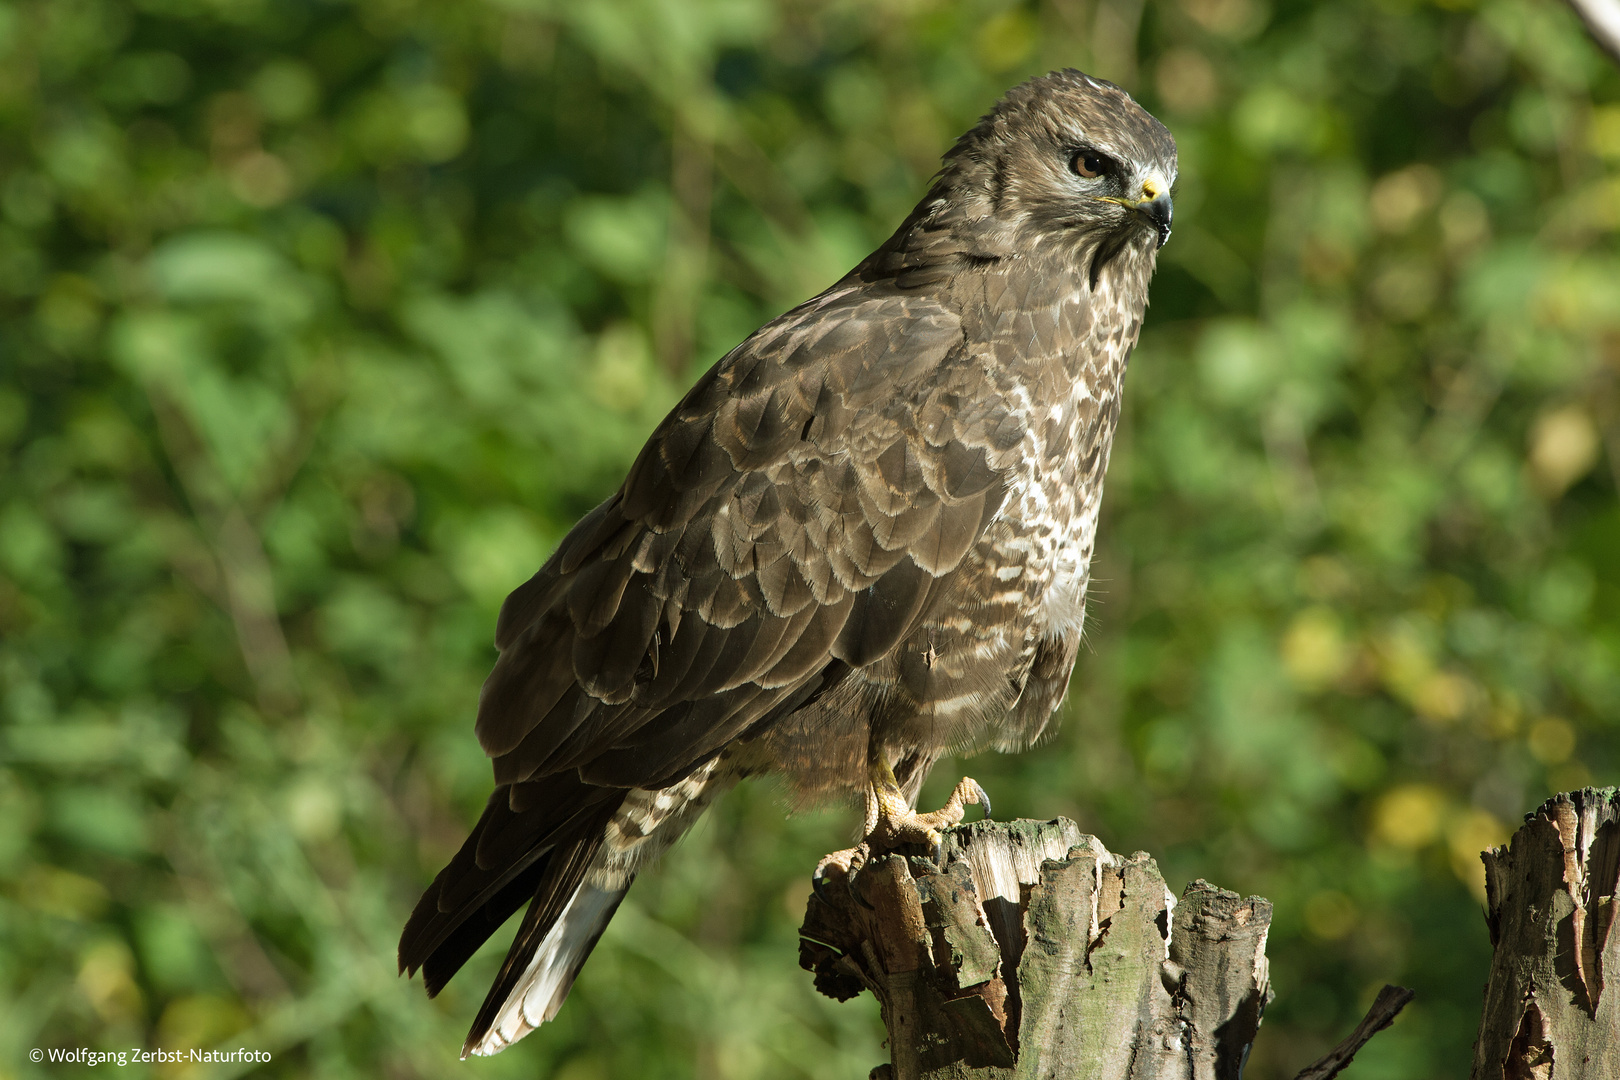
(399, 68, 1176, 1058)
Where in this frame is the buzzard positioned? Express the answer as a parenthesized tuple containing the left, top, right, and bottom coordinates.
(400, 68, 1176, 1058)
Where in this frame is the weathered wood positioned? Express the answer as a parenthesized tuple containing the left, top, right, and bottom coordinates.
(800, 819, 1283, 1079)
(801, 818, 1420, 1078)
(1472, 787, 1620, 1080)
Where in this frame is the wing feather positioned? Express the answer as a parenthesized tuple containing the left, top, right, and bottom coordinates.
(565, 556, 632, 638)
(472, 285, 1014, 799)
(476, 620, 575, 757)
(632, 616, 711, 707)
(761, 592, 856, 688)
(574, 590, 661, 702)
(835, 555, 937, 667)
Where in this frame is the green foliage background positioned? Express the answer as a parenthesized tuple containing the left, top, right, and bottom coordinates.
(0, 0, 1616, 1076)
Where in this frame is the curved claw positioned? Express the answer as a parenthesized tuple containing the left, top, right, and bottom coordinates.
(850, 872, 877, 911)
(810, 866, 837, 906)
(812, 846, 874, 908)
(971, 779, 992, 820)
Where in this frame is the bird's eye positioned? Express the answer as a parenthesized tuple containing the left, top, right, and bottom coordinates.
(1071, 151, 1109, 179)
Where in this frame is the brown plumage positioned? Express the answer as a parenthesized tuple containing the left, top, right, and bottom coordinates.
(399, 68, 1177, 1057)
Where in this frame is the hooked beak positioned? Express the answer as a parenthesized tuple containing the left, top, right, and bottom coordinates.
(1122, 177, 1174, 248)
(1138, 193, 1173, 248)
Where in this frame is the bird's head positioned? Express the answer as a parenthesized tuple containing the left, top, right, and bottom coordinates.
(930, 70, 1178, 271)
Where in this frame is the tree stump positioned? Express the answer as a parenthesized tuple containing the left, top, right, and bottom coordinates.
(1473, 787, 1620, 1079)
(799, 819, 1279, 1079)
(800, 818, 1413, 1079)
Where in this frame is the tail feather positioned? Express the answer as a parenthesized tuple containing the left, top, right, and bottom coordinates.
(403, 762, 734, 1055)
(398, 783, 624, 999)
(420, 852, 550, 997)
(461, 817, 618, 1056)
(464, 880, 631, 1057)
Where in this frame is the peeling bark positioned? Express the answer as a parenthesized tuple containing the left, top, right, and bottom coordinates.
(803, 819, 1344, 1078)
(1473, 788, 1620, 1080)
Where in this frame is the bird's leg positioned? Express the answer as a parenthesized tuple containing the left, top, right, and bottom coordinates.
(867, 758, 991, 849)
(813, 758, 991, 890)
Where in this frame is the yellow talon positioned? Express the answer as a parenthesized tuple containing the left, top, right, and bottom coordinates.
(865, 758, 989, 850)
(813, 757, 992, 892)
